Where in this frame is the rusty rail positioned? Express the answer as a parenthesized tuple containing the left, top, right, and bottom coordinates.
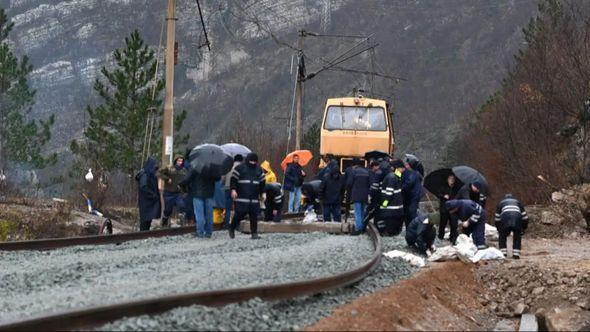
(0, 223, 381, 331)
(0, 212, 304, 251)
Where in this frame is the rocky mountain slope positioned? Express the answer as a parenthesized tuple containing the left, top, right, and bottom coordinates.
(2, 0, 538, 179)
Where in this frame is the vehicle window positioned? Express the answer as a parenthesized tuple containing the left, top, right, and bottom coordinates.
(324, 106, 386, 131)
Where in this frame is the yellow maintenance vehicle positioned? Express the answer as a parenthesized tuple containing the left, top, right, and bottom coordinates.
(320, 95, 394, 171)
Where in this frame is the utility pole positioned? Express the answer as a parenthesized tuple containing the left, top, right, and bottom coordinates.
(295, 30, 305, 150)
(162, 0, 176, 167)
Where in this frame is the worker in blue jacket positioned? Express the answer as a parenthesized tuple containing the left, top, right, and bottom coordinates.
(402, 162, 423, 226)
(445, 199, 487, 250)
(495, 194, 529, 259)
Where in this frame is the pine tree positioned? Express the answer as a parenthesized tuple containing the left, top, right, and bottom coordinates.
(0, 8, 55, 172)
(71, 29, 188, 178)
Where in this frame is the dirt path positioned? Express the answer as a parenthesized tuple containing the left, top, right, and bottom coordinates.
(307, 236, 590, 331)
(307, 261, 495, 331)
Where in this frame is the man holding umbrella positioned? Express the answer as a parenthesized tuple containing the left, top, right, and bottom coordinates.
(181, 144, 233, 238)
(284, 154, 306, 213)
(230, 153, 266, 239)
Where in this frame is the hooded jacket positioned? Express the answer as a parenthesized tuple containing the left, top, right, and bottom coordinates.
(405, 212, 436, 254)
(231, 154, 266, 210)
(260, 160, 278, 184)
(402, 168, 423, 206)
(157, 155, 188, 193)
(136, 157, 162, 221)
(320, 166, 344, 205)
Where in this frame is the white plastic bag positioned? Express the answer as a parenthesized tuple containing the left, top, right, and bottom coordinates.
(303, 210, 317, 223)
(455, 234, 478, 263)
(383, 250, 426, 267)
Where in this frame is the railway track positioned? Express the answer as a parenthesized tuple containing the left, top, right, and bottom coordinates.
(0, 220, 382, 331)
(0, 212, 304, 251)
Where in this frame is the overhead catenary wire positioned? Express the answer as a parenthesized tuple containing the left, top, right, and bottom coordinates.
(305, 43, 378, 81)
(195, 0, 211, 50)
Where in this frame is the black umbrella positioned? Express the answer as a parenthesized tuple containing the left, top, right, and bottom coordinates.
(405, 153, 425, 177)
(452, 166, 489, 195)
(424, 168, 464, 196)
(189, 144, 233, 178)
(365, 150, 390, 161)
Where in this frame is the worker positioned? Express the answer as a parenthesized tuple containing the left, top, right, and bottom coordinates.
(317, 154, 337, 180)
(156, 154, 188, 227)
(445, 199, 487, 250)
(402, 160, 423, 226)
(135, 157, 161, 231)
(302, 180, 322, 214)
(458, 181, 487, 208)
(376, 159, 405, 236)
(179, 166, 219, 238)
(495, 194, 529, 259)
(367, 160, 382, 214)
(284, 154, 306, 213)
(320, 166, 344, 222)
(437, 174, 460, 244)
(223, 155, 244, 229)
(347, 158, 370, 234)
(230, 153, 265, 239)
(260, 160, 277, 183)
(405, 212, 439, 256)
(263, 182, 283, 222)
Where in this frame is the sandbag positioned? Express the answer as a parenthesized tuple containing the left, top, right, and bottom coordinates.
(303, 210, 317, 223)
(428, 246, 458, 262)
(470, 247, 505, 263)
(383, 250, 426, 268)
(485, 223, 499, 241)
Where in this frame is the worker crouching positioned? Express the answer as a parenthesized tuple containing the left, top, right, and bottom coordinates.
(230, 153, 266, 239)
(405, 212, 439, 256)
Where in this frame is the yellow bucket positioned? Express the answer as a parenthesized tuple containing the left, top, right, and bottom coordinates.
(213, 208, 224, 225)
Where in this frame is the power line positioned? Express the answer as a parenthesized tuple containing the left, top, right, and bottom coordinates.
(195, 0, 211, 51)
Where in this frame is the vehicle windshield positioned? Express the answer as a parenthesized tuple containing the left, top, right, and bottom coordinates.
(324, 106, 387, 131)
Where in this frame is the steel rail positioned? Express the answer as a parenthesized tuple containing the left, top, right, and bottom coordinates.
(0, 212, 304, 251)
(0, 223, 381, 331)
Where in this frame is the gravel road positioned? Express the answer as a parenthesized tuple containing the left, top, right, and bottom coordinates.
(0, 232, 374, 323)
(102, 236, 416, 331)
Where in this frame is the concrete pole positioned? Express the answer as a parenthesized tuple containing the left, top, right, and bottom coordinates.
(162, 0, 176, 167)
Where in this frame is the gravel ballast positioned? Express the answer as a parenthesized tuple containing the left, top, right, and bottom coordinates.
(102, 236, 416, 331)
(0, 232, 374, 323)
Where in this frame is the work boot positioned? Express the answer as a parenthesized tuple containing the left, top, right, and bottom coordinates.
(229, 228, 235, 239)
(161, 217, 169, 227)
(251, 233, 260, 239)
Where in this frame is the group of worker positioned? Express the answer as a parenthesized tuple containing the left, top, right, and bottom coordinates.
(137, 150, 529, 258)
(136, 152, 283, 239)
